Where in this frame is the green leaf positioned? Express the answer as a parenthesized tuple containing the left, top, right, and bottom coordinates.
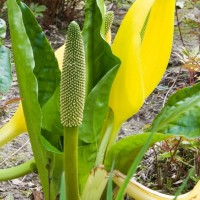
(7, 0, 49, 196)
(41, 86, 63, 151)
(40, 135, 62, 154)
(78, 144, 97, 192)
(82, 0, 120, 95)
(150, 83, 200, 138)
(0, 18, 6, 38)
(104, 133, 172, 173)
(79, 66, 119, 143)
(78, 0, 120, 191)
(18, 2, 61, 107)
(0, 46, 12, 94)
(77, 66, 119, 192)
(35, 5, 47, 13)
(107, 160, 115, 200)
(17, 3, 63, 197)
(59, 173, 66, 200)
(7, 1, 62, 199)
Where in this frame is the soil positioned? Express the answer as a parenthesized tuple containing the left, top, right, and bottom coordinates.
(0, 1, 200, 199)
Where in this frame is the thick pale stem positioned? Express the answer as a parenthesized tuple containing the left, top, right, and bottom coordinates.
(0, 158, 36, 181)
(64, 126, 80, 200)
(106, 118, 121, 152)
(95, 110, 115, 166)
(81, 166, 108, 200)
(95, 120, 113, 166)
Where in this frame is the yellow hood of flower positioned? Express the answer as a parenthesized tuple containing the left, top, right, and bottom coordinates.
(109, 0, 175, 127)
(141, 0, 175, 98)
(109, 0, 155, 126)
(0, 103, 27, 146)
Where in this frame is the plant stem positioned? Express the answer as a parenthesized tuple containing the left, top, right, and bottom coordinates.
(95, 120, 113, 166)
(64, 126, 80, 200)
(81, 166, 108, 200)
(170, 137, 182, 163)
(175, 7, 185, 47)
(0, 158, 36, 181)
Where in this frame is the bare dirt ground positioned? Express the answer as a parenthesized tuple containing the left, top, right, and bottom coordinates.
(0, 3, 200, 199)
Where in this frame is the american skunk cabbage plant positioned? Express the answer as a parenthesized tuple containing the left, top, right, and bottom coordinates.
(1, 0, 200, 199)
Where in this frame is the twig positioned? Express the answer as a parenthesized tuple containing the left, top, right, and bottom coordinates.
(152, 146, 163, 187)
(162, 68, 182, 107)
(175, 7, 186, 47)
(169, 137, 182, 163)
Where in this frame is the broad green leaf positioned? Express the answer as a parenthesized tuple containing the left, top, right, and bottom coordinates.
(7, 0, 48, 196)
(107, 161, 115, 200)
(79, 66, 119, 144)
(18, 2, 61, 106)
(59, 173, 66, 200)
(104, 133, 172, 174)
(41, 86, 63, 151)
(78, 66, 119, 191)
(82, 0, 120, 95)
(78, 144, 97, 193)
(0, 18, 6, 38)
(77, 0, 120, 190)
(150, 83, 200, 138)
(16, 3, 63, 195)
(0, 46, 12, 94)
(7, 1, 62, 199)
(40, 135, 62, 153)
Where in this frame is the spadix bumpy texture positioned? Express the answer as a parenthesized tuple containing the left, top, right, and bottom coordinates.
(105, 11, 114, 36)
(60, 21, 86, 127)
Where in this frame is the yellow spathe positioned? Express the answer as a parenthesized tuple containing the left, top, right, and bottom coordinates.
(55, 44, 65, 70)
(0, 103, 27, 146)
(141, 0, 175, 98)
(109, 0, 155, 126)
(107, 0, 175, 148)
